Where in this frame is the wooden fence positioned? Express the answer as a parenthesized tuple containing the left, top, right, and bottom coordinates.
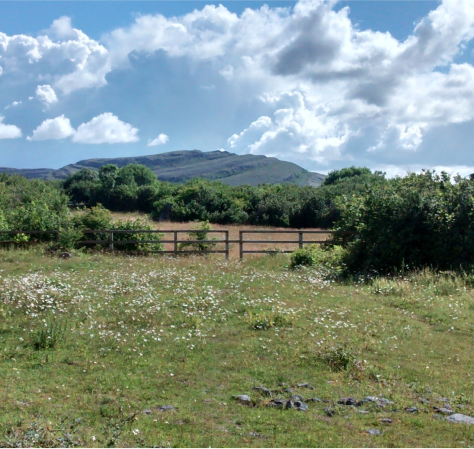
(0, 229, 342, 260)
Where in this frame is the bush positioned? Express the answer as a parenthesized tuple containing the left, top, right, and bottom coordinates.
(72, 205, 163, 252)
(178, 220, 216, 252)
(111, 218, 163, 252)
(0, 174, 70, 240)
(334, 171, 474, 273)
(290, 244, 345, 269)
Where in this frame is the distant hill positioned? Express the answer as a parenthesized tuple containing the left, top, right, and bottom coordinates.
(0, 150, 326, 187)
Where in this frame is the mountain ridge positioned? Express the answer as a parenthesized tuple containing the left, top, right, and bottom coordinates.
(0, 150, 326, 187)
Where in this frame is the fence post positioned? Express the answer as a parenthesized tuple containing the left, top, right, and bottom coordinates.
(225, 231, 229, 260)
(239, 230, 243, 260)
(299, 232, 303, 249)
(109, 231, 114, 252)
(174, 231, 178, 255)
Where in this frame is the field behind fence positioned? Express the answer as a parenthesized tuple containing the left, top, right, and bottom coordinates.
(0, 225, 334, 259)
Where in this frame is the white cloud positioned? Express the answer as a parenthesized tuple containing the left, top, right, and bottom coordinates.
(0, 116, 22, 139)
(27, 115, 75, 141)
(0, 18, 110, 95)
(374, 164, 474, 179)
(227, 91, 350, 164)
(147, 133, 169, 147)
(1, 0, 474, 173)
(4, 100, 22, 110)
(72, 113, 139, 144)
(35, 85, 58, 107)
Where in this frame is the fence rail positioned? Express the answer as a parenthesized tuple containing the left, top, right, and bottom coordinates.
(0, 229, 349, 259)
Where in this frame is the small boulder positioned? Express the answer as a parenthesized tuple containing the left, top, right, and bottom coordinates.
(266, 398, 285, 408)
(433, 407, 454, 415)
(405, 407, 418, 413)
(297, 383, 315, 390)
(285, 399, 294, 409)
(253, 386, 272, 397)
(446, 414, 474, 425)
(294, 401, 309, 412)
(157, 405, 175, 412)
(233, 395, 252, 405)
(367, 429, 381, 436)
(338, 397, 357, 406)
(325, 407, 336, 417)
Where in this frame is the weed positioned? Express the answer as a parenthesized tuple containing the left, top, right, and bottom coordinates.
(246, 310, 293, 330)
(29, 320, 67, 351)
(315, 345, 361, 372)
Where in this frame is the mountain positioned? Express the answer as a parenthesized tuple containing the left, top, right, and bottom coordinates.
(0, 150, 326, 187)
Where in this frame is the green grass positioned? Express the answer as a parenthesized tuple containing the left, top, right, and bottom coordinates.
(0, 249, 473, 447)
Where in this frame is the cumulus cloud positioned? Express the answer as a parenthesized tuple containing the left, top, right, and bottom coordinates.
(147, 133, 169, 146)
(0, 116, 22, 139)
(35, 85, 58, 107)
(27, 115, 75, 141)
(0, 18, 109, 94)
(72, 113, 139, 144)
(1, 0, 474, 171)
(228, 91, 350, 163)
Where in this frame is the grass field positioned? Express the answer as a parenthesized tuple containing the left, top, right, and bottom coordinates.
(0, 249, 474, 447)
(109, 213, 331, 259)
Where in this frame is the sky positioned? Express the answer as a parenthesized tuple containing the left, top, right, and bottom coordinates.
(0, 0, 474, 177)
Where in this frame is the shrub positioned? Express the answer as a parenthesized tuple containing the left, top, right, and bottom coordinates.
(334, 171, 474, 272)
(0, 175, 70, 240)
(290, 244, 345, 269)
(111, 218, 163, 252)
(178, 220, 216, 252)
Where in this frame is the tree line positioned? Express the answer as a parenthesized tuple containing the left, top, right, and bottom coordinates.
(2, 165, 474, 273)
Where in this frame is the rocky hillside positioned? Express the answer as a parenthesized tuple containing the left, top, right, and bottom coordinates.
(0, 150, 326, 187)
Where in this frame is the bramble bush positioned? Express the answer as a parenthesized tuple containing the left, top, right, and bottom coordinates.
(333, 171, 474, 273)
(0, 174, 70, 243)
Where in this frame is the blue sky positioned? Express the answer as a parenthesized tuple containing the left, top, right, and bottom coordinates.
(0, 0, 473, 177)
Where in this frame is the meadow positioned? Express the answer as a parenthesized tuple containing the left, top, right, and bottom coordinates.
(0, 248, 473, 447)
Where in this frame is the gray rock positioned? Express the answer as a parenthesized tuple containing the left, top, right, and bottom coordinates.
(309, 397, 323, 403)
(367, 429, 381, 435)
(285, 399, 294, 409)
(419, 398, 430, 404)
(380, 418, 392, 423)
(357, 410, 369, 414)
(157, 405, 175, 412)
(338, 397, 357, 406)
(433, 407, 454, 415)
(290, 395, 305, 402)
(233, 395, 252, 405)
(446, 414, 474, 425)
(357, 396, 393, 407)
(142, 409, 153, 415)
(253, 386, 272, 397)
(405, 407, 418, 413)
(294, 401, 309, 412)
(377, 398, 394, 407)
(297, 383, 315, 390)
(266, 398, 285, 408)
(325, 407, 336, 417)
